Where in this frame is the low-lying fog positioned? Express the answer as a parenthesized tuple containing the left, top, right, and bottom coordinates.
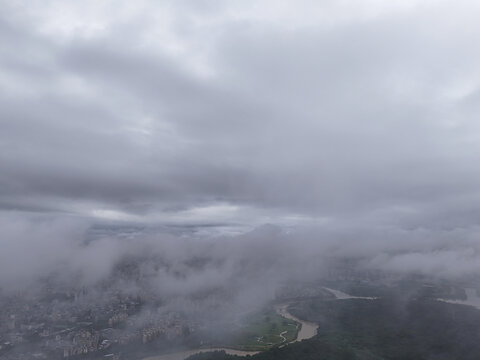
(2, 212, 480, 313)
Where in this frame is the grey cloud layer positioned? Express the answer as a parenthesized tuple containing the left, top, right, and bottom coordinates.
(1, 0, 480, 232)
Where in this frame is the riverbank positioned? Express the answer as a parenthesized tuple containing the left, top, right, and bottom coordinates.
(143, 348, 259, 360)
(143, 304, 318, 360)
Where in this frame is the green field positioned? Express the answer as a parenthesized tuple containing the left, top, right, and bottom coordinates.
(221, 309, 300, 351)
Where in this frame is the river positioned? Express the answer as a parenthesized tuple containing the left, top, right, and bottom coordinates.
(322, 287, 377, 300)
(142, 348, 259, 360)
(437, 288, 480, 309)
(142, 304, 318, 360)
(274, 303, 318, 341)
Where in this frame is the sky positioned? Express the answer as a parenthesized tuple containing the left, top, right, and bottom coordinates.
(2, 0, 480, 294)
(1, 0, 480, 233)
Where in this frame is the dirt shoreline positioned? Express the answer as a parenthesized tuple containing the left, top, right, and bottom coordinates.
(143, 304, 318, 360)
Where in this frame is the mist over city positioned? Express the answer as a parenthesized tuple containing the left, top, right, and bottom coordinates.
(2, 1, 480, 359)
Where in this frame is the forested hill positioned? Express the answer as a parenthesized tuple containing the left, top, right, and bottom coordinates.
(187, 297, 480, 360)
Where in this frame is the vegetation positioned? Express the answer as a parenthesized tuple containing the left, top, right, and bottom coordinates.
(187, 295, 480, 360)
(218, 309, 299, 351)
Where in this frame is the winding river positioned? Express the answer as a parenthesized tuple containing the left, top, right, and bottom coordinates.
(143, 304, 318, 360)
(274, 303, 318, 342)
(143, 286, 381, 360)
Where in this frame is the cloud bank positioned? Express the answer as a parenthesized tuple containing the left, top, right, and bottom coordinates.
(1, 1, 480, 297)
